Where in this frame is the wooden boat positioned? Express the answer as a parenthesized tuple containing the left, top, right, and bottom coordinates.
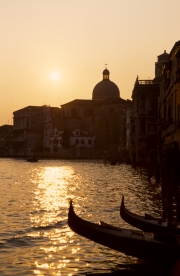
(27, 157, 38, 162)
(68, 199, 180, 260)
(110, 159, 117, 165)
(120, 195, 180, 234)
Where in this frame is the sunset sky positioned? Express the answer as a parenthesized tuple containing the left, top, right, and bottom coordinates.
(1, 0, 180, 125)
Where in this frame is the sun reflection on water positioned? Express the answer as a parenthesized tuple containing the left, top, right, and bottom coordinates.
(30, 165, 77, 274)
(30, 166, 74, 226)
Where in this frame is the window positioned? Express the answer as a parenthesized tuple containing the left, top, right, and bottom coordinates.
(140, 118, 146, 133)
(81, 139, 84, 144)
(141, 95, 146, 109)
(136, 99, 139, 109)
(88, 140, 92, 144)
(53, 139, 58, 145)
(75, 139, 79, 144)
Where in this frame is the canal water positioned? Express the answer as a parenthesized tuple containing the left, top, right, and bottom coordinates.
(0, 158, 163, 275)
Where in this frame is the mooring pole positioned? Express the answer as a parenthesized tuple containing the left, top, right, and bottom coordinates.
(167, 148, 173, 233)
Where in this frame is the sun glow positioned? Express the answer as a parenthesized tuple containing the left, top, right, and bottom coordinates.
(51, 71, 60, 81)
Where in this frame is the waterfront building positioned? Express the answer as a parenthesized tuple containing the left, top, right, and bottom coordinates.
(131, 77, 160, 163)
(61, 68, 132, 157)
(61, 99, 95, 135)
(158, 40, 180, 149)
(69, 129, 95, 149)
(48, 127, 95, 156)
(126, 104, 133, 160)
(93, 99, 130, 153)
(0, 125, 13, 156)
(12, 68, 131, 158)
(130, 49, 171, 163)
(154, 50, 170, 83)
(13, 105, 60, 156)
(43, 107, 63, 151)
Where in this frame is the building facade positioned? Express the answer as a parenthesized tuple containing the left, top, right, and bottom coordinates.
(129, 48, 172, 163)
(60, 69, 132, 158)
(131, 77, 160, 163)
(13, 105, 58, 156)
(158, 40, 180, 149)
(0, 125, 13, 156)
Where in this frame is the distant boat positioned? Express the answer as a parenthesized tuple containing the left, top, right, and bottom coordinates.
(68, 199, 180, 260)
(110, 159, 117, 165)
(120, 195, 180, 234)
(27, 157, 38, 162)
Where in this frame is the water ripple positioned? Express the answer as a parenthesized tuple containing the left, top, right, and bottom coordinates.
(0, 159, 163, 275)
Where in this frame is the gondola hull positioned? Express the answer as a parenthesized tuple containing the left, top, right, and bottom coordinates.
(68, 200, 180, 260)
(120, 195, 180, 234)
(27, 157, 38, 162)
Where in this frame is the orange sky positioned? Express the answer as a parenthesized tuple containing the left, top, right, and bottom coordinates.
(1, 0, 180, 125)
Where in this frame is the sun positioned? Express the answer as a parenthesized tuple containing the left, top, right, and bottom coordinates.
(51, 71, 60, 81)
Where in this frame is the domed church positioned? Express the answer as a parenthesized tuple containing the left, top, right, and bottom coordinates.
(92, 68, 120, 100)
(61, 67, 132, 152)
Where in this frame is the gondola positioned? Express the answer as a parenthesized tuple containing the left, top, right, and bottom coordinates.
(68, 199, 180, 260)
(120, 195, 180, 234)
(27, 157, 38, 162)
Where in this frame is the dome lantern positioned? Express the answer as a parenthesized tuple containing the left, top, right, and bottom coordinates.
(103, 69, 110, 80)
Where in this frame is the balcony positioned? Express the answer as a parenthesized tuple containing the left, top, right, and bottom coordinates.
(137, 80, 154, 85)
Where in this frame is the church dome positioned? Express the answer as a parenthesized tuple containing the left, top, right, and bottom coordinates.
(92, 69, 120, 100)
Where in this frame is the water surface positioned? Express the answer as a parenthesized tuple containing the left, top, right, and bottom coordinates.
(0, 158, 162, 275)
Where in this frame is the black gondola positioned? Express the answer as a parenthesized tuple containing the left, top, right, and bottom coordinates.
(27, 157, 38, 162)
(68, 199, 180, 260)
(120, 195, 180, 234)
